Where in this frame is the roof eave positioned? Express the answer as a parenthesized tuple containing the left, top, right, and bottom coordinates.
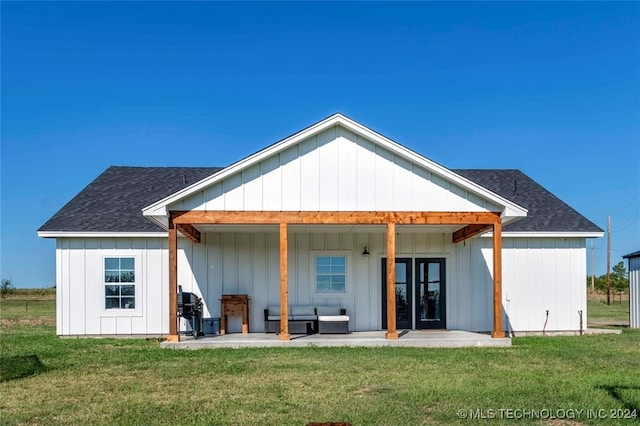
(481, 231, 604, 238)
(37, 231, 169, 238)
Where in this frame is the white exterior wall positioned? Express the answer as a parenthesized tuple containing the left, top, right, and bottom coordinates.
(171, 127, 500, 213)
(500, 237, 587, 334)
(629, 256, 640, 329)
(55, 234, 588, 336)
(56, 237, 169, 336)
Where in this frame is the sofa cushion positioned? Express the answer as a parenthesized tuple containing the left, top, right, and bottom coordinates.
(267, 305, 280, 316)
(318, 315, 349, 322)
(268, 305, 292, 316)
(291, 315, 317, 321)
(291, 305, 315, 317)
(316, 306, 341, 316)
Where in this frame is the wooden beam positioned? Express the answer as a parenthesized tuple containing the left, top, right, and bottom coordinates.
(278, 223, 290, 341)
(176, 224, 201, 243)
(171, 210, 500, 226)
(452, 224, 493, 244)
(386, 222, 398, 340)
(167, 217, 179, 342)
(491, 220, 505, 338)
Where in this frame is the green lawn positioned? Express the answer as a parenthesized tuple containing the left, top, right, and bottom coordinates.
(1, 291, 639, 425)
(588, 292, 630, 328)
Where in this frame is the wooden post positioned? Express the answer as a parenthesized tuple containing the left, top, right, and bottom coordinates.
(167, 215, 179, 342)
(386, 222, 398, 340)
(491, 220, 505, 338)
(279, 223, 290, 341)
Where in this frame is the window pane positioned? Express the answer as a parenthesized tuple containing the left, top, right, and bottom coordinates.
(120, 271, 135, 283)
(316, 281, 330, 292)
(105, 297, 120, 309)
(105, 285, 120, 296)
(121, 298, 135, 309)
(331, 257, 345, 267)
(105, 258, 119, 270)
(428, 263, 440, 282)
(332, 263, 345, 274)
(331, 275, 345, 292)
(105, 272, 120, 283)
(121, 285, 135, 296)
(317, 275, 331, 285)
(316, 265, 331, 274)
(120, 258, 134, 270)
(316, 257, 330, 266)
(331, 275, 345, 286)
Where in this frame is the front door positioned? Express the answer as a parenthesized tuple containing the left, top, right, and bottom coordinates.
(381, 258, 412, 330)
(415, 258, 446, 329)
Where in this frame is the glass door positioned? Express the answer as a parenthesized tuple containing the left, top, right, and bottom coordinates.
(381, 258, 412, 330)
(415, 258, 446, 329)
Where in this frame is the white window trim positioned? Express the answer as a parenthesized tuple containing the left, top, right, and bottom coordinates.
(310, 250, 352, 296)
(100, 254, 143, 317)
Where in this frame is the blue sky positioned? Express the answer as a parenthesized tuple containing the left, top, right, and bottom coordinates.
(1, 2, 638, 287)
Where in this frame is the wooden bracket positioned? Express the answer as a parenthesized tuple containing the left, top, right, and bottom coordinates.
(176, 224, 201, 243)
(452, 224, 493, 244)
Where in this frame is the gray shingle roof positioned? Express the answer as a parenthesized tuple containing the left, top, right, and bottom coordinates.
(454, 169, 602, 233)
(38, 166, 222, 233)
(39, 166, 602, 234)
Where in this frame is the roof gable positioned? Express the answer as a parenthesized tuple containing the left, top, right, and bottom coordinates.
(142, 114, 527, 225)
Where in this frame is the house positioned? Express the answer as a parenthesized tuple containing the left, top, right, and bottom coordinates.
(623, 251, 640, 329)
(38, 113, 603, 340)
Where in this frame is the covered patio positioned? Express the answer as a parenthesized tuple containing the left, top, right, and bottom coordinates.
(166, 211, 507, 342)
(161, 330, 511, 349)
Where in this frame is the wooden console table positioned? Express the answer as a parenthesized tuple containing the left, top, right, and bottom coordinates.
(220, 294, 250, 334)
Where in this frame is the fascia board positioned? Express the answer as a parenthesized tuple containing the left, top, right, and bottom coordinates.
(37, 231, 168, 238)
(481, 232, 604, 238)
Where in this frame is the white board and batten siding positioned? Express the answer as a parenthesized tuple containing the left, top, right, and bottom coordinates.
(499, 237, 587, 334)
(171, 127, 500, 213)
(55, 233, 588, 336)
(55, 237, 169, 337)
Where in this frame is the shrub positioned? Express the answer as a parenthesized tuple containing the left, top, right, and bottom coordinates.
(1, 279, 15, 298)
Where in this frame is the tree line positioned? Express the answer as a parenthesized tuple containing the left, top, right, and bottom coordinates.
(587, 261, 629, 293)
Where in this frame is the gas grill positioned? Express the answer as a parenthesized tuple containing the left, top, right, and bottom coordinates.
(177, 286, 203, 338)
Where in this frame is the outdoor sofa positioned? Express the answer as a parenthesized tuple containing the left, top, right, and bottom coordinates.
(264, 305, 349, 334)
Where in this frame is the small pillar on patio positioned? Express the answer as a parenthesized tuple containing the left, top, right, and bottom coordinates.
(386, 222, 398, 340)
(167, 216, 179, 342)
(492, 220, 505, 338)
(279, 223, 290, 341)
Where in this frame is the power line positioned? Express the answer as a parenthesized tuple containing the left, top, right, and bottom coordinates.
(611, 192, 640, 216)
(615, 215, 640, 232)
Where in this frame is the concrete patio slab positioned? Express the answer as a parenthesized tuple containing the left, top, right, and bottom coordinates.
(161, 330, 512, 349)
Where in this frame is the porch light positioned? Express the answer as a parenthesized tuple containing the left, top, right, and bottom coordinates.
(362, 246, 370, 256)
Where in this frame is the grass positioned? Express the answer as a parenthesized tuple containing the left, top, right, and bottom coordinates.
(1, 290, 639, 425)
(588, 292, 630, 328)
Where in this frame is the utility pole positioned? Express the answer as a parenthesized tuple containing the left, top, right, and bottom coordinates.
(590, 239, 595, 293)
(606, 214, 611, 306)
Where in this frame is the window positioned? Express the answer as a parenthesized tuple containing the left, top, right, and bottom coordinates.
(104, 257, 135, 309)
(315, 256, 346, 293)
